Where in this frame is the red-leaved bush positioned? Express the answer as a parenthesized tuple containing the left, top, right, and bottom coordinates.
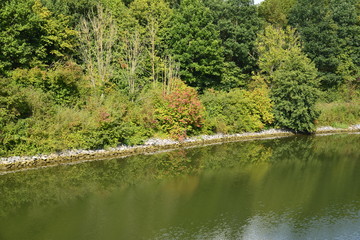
(155, 79, 204, 140)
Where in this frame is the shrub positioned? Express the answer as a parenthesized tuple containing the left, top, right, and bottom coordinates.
(271, 51, 320, 133)
(83, 92, 152, 147)
(154, 79, 204, 140)
(0, 78, 31, 129)
(201, 87, 274, 134)
(0, 120, 29, 156)
(10, 62, 84, 106)
(0, 90, 153, 156)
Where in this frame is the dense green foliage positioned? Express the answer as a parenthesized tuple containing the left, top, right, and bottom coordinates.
(289, 0, 360, 91)
(205, 0, 262, 88)
(256, 25, 320, 133)
(166, 0, 224, 89)
(271, 51, 320, 133)
(0, 79, 30, 129)
(259, 0, 295, 27)
(201, 87, 273, 133)
(0, 0, 359, 156)
(0, 0, 76, 75)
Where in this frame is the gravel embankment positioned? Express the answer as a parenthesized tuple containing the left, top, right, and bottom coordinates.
(1, 125, 359, 172)
(316, 124, 360, 132)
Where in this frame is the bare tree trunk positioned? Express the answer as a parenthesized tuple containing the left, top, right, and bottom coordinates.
(149, 20, 157, 87)
(122, 30, 144, 95)
(78, 5, 117, 92)
(162, 55, 180, 95)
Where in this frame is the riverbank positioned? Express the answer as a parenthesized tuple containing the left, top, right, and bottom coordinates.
(1, 125, 360, 172)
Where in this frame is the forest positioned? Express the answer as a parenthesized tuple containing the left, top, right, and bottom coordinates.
(0, 0, 359, 157)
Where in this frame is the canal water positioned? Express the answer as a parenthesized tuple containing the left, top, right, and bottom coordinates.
(0, 133, 359, 239)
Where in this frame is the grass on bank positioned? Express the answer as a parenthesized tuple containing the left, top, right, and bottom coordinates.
(316, 100, 360, 128)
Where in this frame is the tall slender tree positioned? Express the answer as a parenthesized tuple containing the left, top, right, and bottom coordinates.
(130, 0, 172, 85)
(78, 5, 117, 91)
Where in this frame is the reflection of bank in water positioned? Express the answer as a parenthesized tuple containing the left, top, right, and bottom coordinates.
(1, 125, 360, 172)
(0, 133, 360, 240)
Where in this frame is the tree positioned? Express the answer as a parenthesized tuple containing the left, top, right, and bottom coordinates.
(78, 5, 117, 92)
(130, 0, 172, 85)
(0, 78, 30, 131)
(336, 53, 360, 100)
(289, 0, 360, 90)
(258, 0, 296, 27)
(256, 25, 320, 133)
(121, 30, 145, 95)
(255, 25, 300, 84)
(41, 0, 98, 26)
(0, 0, 76, 75)
(100, 0, 146, 95)
(205, 0, 263, 89)
(32, 0, 77, 64)
(154, 79, 204, 140)
(166, 0, 224, 90)
(271, 51, 320, 133)
(201, 87, 274, 133)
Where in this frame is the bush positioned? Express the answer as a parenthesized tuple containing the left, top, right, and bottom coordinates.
(271, 51, 320, 133)
(154, 80, 204, 140)
(10, 62, 84, 106)
(0, 79, 31, 128)
(0, 91, 153, 157)
(83, 93, 152, 147)
(201, 87, 274, 134)
(0, 120, 29, 156)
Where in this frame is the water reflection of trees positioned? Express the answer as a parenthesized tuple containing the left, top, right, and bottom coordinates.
(0, 134, 359, 219)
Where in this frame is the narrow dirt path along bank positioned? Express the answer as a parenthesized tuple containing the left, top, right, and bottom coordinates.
(1, 125, 360, 173)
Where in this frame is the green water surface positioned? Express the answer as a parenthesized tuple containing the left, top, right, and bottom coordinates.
(0, 133, 360, 239)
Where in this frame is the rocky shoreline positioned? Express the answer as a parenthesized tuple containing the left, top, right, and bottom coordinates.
(1, 125, 360, 172)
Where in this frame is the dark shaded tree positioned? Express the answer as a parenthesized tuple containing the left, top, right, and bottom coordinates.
(0, 79, 30, 130)
(205, 0, 263, 88)
(165, 0, 224, 90)
(289, 0, 360, 90)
